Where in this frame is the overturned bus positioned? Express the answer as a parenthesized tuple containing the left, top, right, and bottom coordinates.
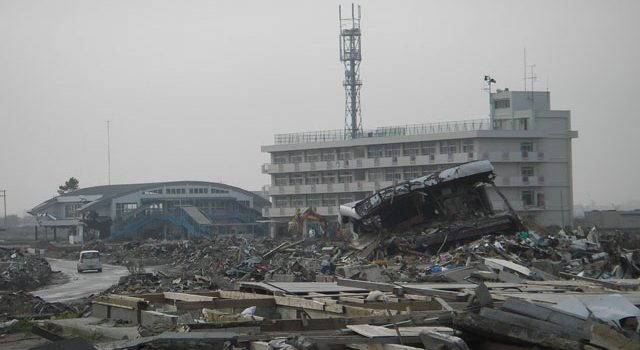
(339, 160, 524, 247)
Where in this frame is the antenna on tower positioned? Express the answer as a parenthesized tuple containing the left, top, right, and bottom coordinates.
(339, 3, 363, 139)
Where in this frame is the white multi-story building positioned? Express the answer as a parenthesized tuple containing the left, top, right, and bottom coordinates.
(261, 90, 577, 235)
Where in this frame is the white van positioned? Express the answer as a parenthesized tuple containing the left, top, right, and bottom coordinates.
(77, 250, 102, 273)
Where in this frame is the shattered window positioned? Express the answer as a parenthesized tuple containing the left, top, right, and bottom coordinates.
(521, 191, 534, 207)
(462, 140, 474, 153)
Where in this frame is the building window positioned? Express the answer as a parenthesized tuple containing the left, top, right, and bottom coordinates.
(322, 194, 337, 207)
(516, 118, 529, 130)
(322, 151, 336, 161)
(367, 146, 383, 158)
(520, 142, 534, 153)
(273, 154, 288, 164)
(306, 173, 321, 185)
(403, 143, 420, 157)
(290, 152, 303, 164)
(274, 175, 288, 186)
(65, 204, 80, 218)
(116, 203, 138, 217)
(403, 167, 420, 180)
(462, 140, 474, 153)
(537, 193, 545, 208)
(494, 99, 510, 109)
(290, 174, 304, 185)
(521, 191, 534, 207)
(384, 168, 402, 182)
(337, 148, 353, 160)
(338, 171, 352, 183)
(439, 140, 458, 154)
(421, 142, 436, 155)
(338, 193, 354, 204)
(142, 188, 162, 195)
(385, 144, 401, 157)
(307, 195, 321, 208)
(291, 195, 305, 208)
(305, 151, 320, 163)
(521, 166, 534, 177)
(322, 172, 336, 184)
(368, 169, 383, 181)
(274, 198, 289, 208)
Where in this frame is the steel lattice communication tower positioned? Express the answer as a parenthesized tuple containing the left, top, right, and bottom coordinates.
(339, 4, 363, 139)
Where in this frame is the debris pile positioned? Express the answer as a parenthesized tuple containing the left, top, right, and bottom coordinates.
(0, 247, 52, 291)
(91, 279, 640, 350)
(0, 291, 73, 322)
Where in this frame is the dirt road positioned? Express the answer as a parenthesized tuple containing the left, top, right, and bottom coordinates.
(33, 258, 129, 303)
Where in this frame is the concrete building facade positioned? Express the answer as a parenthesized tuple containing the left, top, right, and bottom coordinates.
(261, 90, 577, 234)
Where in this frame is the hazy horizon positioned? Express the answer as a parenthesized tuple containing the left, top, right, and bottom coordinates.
(1, 1, 639, 215)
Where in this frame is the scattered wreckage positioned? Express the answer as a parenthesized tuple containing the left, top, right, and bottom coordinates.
(339, 160, 524, 246)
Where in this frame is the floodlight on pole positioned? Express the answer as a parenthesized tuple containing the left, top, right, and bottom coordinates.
(484, 75, 496, 129)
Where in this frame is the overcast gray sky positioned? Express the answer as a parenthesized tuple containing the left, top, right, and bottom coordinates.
(1, 0, 638, 215)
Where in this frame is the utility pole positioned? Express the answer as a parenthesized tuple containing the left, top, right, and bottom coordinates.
(0, 190, 6, 229)
(106, 120, 111, 185)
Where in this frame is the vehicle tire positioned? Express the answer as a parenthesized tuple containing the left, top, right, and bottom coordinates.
(97, 268, 102, 273)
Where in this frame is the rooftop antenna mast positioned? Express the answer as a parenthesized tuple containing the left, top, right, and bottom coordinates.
(339, 3, 363, 139)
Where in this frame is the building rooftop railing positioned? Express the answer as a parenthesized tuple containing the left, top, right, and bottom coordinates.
(274, 118, 491, 145)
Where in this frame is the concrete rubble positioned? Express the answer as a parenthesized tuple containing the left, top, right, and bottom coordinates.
(0, 246, 52, 291)
(6, 161, 640, 348)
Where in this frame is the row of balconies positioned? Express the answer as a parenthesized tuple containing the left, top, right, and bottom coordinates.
(263, 199, 552, 218)
(264, 176, 547, 196)
(262, 151, 546, 174)
(263, 206, 339, 218)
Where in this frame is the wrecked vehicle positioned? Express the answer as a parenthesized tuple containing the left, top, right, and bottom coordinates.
(339, 160, 524, 246)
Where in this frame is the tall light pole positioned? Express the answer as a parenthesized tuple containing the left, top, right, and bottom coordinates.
(484, 75, 496, 129)
(0, 190, 6, 229)
(106, 121, 111, 185)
